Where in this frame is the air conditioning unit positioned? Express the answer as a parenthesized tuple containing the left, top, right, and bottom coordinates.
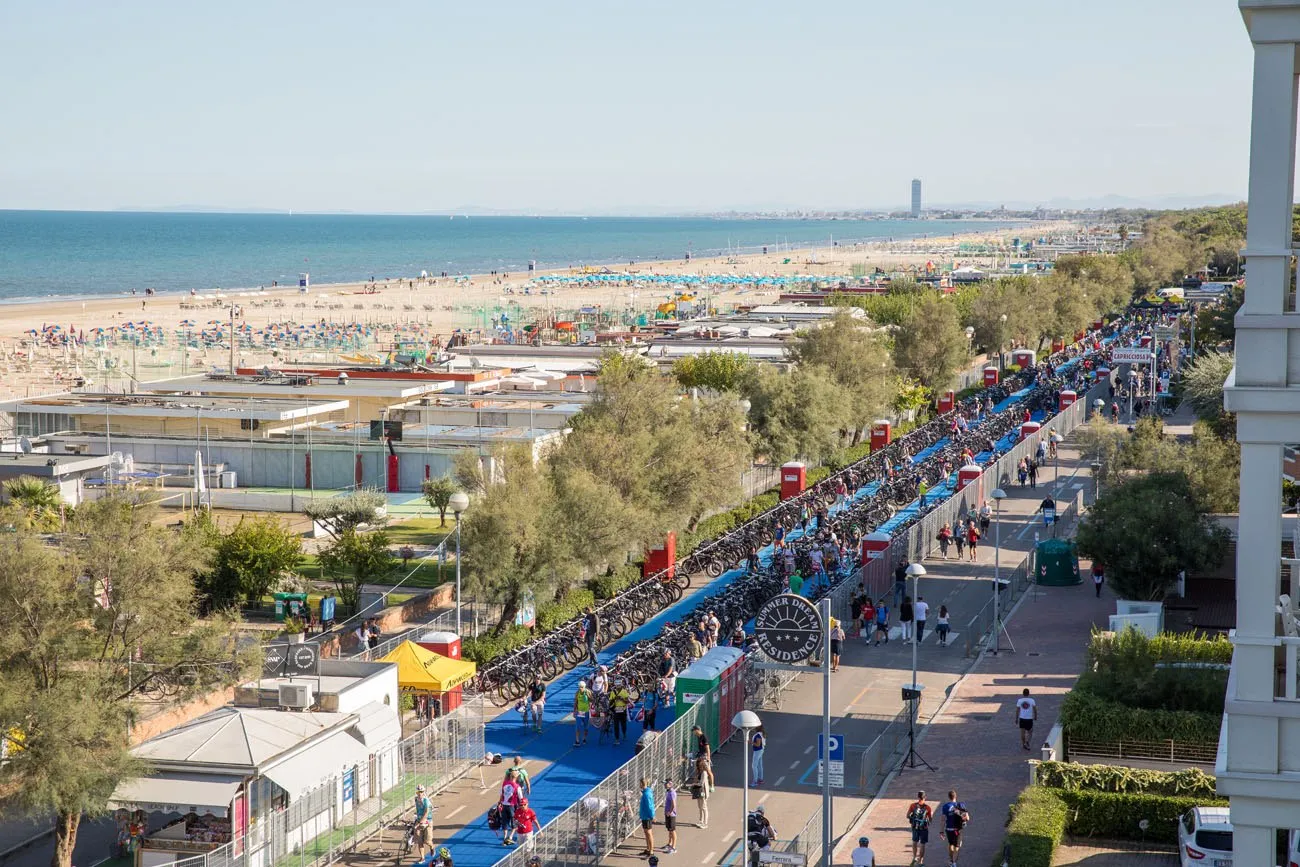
(278, 682, 313, 709)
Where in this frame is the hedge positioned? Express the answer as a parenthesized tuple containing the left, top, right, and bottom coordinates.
(1002, 786, 1068, 867)
(1033, 761, 1218, 799)
(996, 785, 1226, 866)
(1061, 690, 1222, 744)
(1057, 789, 1225, 845)
(1077, 628, 1231, 713)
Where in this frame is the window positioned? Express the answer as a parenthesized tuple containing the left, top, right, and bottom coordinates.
(1195, 830, 1233, 852)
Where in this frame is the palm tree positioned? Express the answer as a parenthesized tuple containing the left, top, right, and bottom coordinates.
(2, 475, 62, 530)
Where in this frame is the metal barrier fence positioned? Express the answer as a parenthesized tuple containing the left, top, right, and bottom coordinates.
(156, 697, 487, 867)
(853, 705, 916, 796)
(345, 601, 504, 662)
(494, 665, 747, 867)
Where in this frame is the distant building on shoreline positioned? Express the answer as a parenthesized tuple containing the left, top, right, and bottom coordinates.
(910, 179, 922, 218)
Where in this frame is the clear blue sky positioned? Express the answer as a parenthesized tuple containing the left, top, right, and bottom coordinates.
(0, 0, 1252, 214)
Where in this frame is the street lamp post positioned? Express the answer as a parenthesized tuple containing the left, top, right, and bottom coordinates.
(733, 709, 762, 862)
(1050, 433, 1064, 492)
(900, 562, 932, 770)
(991, 488, 1007, 655)
(1093, 397, 1106, 422)
(449, 490, 470, 635)
(998, 314, 1008, 370)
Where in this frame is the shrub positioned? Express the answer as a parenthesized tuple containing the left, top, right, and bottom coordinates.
(1058, 790, 1225, 845)
(1002, 786, 1068, 867)
(1033, 761, 1218, 799)
(1061, 691, 1222, 744)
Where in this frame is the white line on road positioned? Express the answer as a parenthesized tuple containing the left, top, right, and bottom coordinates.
(774, 775, 786, 786)
(758, 792, 771, 804)
(702, 851, 717, 864)
(789, 761, 800, 769)
(446, 805, 465, 819)
(722, 831, 736, 843)
(803, 745, 814, 755)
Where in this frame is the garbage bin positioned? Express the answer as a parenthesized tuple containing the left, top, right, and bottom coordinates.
(1035, 539, 1081, 586)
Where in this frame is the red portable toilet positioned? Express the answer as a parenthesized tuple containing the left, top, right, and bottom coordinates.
(983, 366, 1000, 387)
(1059, 390, 1078, 411)
(416, 631, 462, 659)
(1096, 366, 1111, 382)
(1012, 349, 1037, 369)
(861, 531, 891, 563)
(937, 390, 955, 413)
(642, 532, 677, 579)
(870, 420, 892, 452)
(957, 463, 982, 492)
(1051, 338, 1066, 353)
(1092, 319, 1104, 330)
(1139, 334, 1152, 348)
(780, 461, 808, 500)
(1020, 420, 1042, 441)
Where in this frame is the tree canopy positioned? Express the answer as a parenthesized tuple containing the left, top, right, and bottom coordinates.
(892, 293, 970, 391)
(302, 489, 387, 539)
(786, 310, 894, 442)
(671, 350, 751, 392)
(421, 476, 458, 527)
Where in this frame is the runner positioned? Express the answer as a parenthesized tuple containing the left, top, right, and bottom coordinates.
(906, 791, 933, 865)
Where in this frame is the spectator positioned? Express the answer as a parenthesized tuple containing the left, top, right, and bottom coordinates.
(498, 769, 524, 846)
(937, 523, 953, 559)
(514, 797, 538, 850)
(1092, 562, 1105, 598)
(849, 836, 875, 867)
(830, 619, 845, 672)
(966, 521, 980, 561)
(906, 792, 932, 866)
(873, 600, 890, 646)
(511, 756, 531, 797)
(638, 778, 656, 857)
(900, 596, 914, 642)
(662, 780, 679, 854)
(750, 725, 766, 786)
(939, 790, 970, 866)
(1016, 688, 1038, 751)
(860, 597, 876, 644)
(914, 596, 929, 644)
(936, 605, 950, 647)
(582, 606, 600, 664)
(642, 682, 660, 732)
(691, 755, 713, 829)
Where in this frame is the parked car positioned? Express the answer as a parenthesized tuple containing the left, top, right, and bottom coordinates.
(1286, 829, 1299, 867)
(1178, 806, 1233, 867)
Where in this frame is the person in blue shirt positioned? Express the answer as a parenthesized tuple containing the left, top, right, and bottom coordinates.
(873, 602, 890, 646)
(642, 684, 660, 732)
(638, 778, 656, 857)
(939, 789, 970, 866)
(412, 784, 434, 862)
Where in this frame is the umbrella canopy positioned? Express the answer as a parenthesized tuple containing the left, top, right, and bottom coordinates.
(379, 641, 476, 692)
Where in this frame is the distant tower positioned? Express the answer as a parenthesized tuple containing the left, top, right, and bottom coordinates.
(910, 179, 922, 218)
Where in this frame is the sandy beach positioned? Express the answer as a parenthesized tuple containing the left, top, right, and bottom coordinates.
(0, 221, 1071, 400)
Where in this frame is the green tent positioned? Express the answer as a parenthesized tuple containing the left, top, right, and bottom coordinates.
(1035, 539, 1081, 586)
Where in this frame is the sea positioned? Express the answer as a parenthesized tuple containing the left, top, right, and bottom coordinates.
(0, 210, 1028, 303)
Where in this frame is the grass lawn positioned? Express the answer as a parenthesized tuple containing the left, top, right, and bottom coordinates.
(384, 515, 458, 547)
(296, 554, 452, 590)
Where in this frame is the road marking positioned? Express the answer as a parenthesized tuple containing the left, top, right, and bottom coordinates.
(446, 805, 465, 819)
(758, 792, 771, 804)
(789, 760, 800, 769)
(803, 745, 814, 755)
(774, 775, 786, 786)
(702, 851, 717, 864)
(722, 830, 736, 843)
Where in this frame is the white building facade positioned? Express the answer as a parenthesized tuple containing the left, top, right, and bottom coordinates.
(1217, 2, 1300, 861)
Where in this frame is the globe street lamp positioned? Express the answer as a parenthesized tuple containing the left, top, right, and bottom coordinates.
(733, 709, 763, 858)
(449, 490, 471, 635)
(1050, 432, 1065, 491)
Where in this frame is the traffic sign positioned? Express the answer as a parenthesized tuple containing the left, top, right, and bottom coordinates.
(1154, 326, 1177, 341)
(817, 733, 845, 788)
(759, 852, 807, 866)
(1110, 347, 1154, 364)
(754, 594, 823, 664)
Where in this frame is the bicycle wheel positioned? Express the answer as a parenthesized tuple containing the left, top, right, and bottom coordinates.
(541, 656, 559, 680)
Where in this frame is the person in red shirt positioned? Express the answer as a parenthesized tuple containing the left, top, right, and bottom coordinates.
(513, 797, 539, 849)
(860, 598, 876, 644)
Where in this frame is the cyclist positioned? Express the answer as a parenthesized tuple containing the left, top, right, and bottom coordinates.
(433, 847, 453, 867)
(412, 784, 434, 862)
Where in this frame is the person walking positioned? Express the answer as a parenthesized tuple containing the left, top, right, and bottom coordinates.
(511, 756, 531, 797)
(1016, 688, 1039, 751)
(953, 523, 966, 559)
(638, 778, 656, 857)
(936, 605, 950, 647)
(874, 600, 890, 646)
(692, 755, 713, 829)
(893, 560, 908, 608)
(829, 620, 845, 672)
(750, 726, 766, 785)
(900, 596, 914, 642)
(860, 596, 876, 644)
(940, 790, 970, 866)
(906, 791, 933, 866)
(525, 675, 545, 733)
(966, 521, 979, 561)
(1017, 457, 1028, 486)
(1091, 562, 1105, 598)
(641, 680, 661, 732)
(914, 596, 929, 644)
(662, 780, 679, 853)
(918, 479, 929, 508)
(610, 678, 632, 746)
(1027, 458, 1039, 488)
(937, 523, 952, 559)
(583, 606, 600, 665)
(498, 769, 524, 846)
(514, 797, 538, 851)
(412, 785, 434, 863)
(573, 680, 592, 746)
(978, 500, 991, 537)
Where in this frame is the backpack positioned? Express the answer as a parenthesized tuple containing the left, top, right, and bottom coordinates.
(486, 805, 503, 831)
(908, 805, 930, 830)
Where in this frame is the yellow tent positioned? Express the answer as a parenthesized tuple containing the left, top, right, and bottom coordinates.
(379, 640, 477, 692)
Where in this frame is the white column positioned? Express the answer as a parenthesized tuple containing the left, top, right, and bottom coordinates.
(1234, 442, 1283, 702)
(1227, 824, 1274, 867)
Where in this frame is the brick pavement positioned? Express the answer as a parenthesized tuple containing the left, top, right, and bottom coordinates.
(834, 558, 1112, 867)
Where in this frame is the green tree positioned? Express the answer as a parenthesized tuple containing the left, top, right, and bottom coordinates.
(0, 494, 249, 867)
(964, 276, 1043, 354)
(212, 516, 302, 607)
(671, 351, 751, 392)
(1194, 286, 1243, 347)
(455, 445, 571, 632)
(421, 476, 458, 527)
(1075, 472, 1230, 601)
(1, 476, 63, 532)
(892, 293, 969, 390)
(302, 489, 387, 540)
(740, 364, 847, 463)
(1180, 351, 1234, 433)
(317, 528, 395, 611)
(786, 310, 894, 443)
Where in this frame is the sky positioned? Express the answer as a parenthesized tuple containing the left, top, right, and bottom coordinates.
(0, 0, 1254, 214)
